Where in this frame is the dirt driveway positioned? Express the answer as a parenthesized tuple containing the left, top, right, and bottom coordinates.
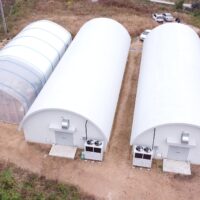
(0, 39, 200, 200)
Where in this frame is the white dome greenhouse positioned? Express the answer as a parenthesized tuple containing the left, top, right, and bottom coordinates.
(131, 23, 200, 169)
(0, 20, 72, 123)
(21, 18, 131, 160)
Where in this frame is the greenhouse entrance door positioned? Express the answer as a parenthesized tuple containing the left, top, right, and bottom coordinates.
(167, 146, 189, 161)
(55, 131, 74, 146)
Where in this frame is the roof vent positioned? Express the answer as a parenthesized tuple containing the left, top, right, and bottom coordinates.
(181, 132, 189, 144)
(61, 119, 70, 129)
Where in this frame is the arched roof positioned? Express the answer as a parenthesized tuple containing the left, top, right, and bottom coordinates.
(21, 18, 131, 141)
(0, 20, 72, 123)
(131, 23, 200, 143)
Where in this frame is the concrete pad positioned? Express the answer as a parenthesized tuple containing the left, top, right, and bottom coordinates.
(163, 159, 191, 175)
(49, 144, 77, 159)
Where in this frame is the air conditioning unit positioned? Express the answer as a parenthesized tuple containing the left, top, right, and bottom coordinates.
(84, 139, 104, 161)
(133, 145, 153, 168)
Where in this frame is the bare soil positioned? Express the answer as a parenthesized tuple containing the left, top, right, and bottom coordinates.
(0, 1, 200, 199)
(0, 40, 200, 200)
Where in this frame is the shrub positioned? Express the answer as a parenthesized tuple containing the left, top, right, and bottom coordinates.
(0, 169, 15, 190)
(175, 0, 185, 10)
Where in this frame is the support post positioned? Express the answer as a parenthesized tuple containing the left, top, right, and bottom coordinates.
(0, 0, 7, 35)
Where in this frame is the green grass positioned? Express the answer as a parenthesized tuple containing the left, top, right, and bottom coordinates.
(0, 162, 94, 200)
(0, 0, 37, 39)
(191, 10, 200, 28)
(9, 0, 37, 18)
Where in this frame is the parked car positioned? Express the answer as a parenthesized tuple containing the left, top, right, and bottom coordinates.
(192, 2, 200, 10)
(152, 13, 164, 23)
(140, 29, 151, 41)
(163, 13, 174, 22)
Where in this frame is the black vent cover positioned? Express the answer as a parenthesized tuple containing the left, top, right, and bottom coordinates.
(95, 140, 102, 146)
(87, 139, 94, 145)
(136, 146, 143, 152)
(144, 147, 151, 153)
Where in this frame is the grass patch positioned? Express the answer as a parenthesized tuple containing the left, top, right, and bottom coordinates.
(175, 0, 185, 10)
(0, 0, 37, 39)
(190, 10, 200, 28)
(0, 162, 94, 200)
(9, 0, 37, 18)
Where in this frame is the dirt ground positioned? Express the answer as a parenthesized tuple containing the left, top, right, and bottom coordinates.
(1, 1, 200, 199)
(0, 39, 200, 200)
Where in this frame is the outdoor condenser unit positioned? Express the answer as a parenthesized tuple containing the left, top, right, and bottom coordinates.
(84, 139, 104, 161)
(133, 145, 153, 168)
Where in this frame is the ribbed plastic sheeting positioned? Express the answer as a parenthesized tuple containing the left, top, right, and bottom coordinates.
(0, 20, 72, 124)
